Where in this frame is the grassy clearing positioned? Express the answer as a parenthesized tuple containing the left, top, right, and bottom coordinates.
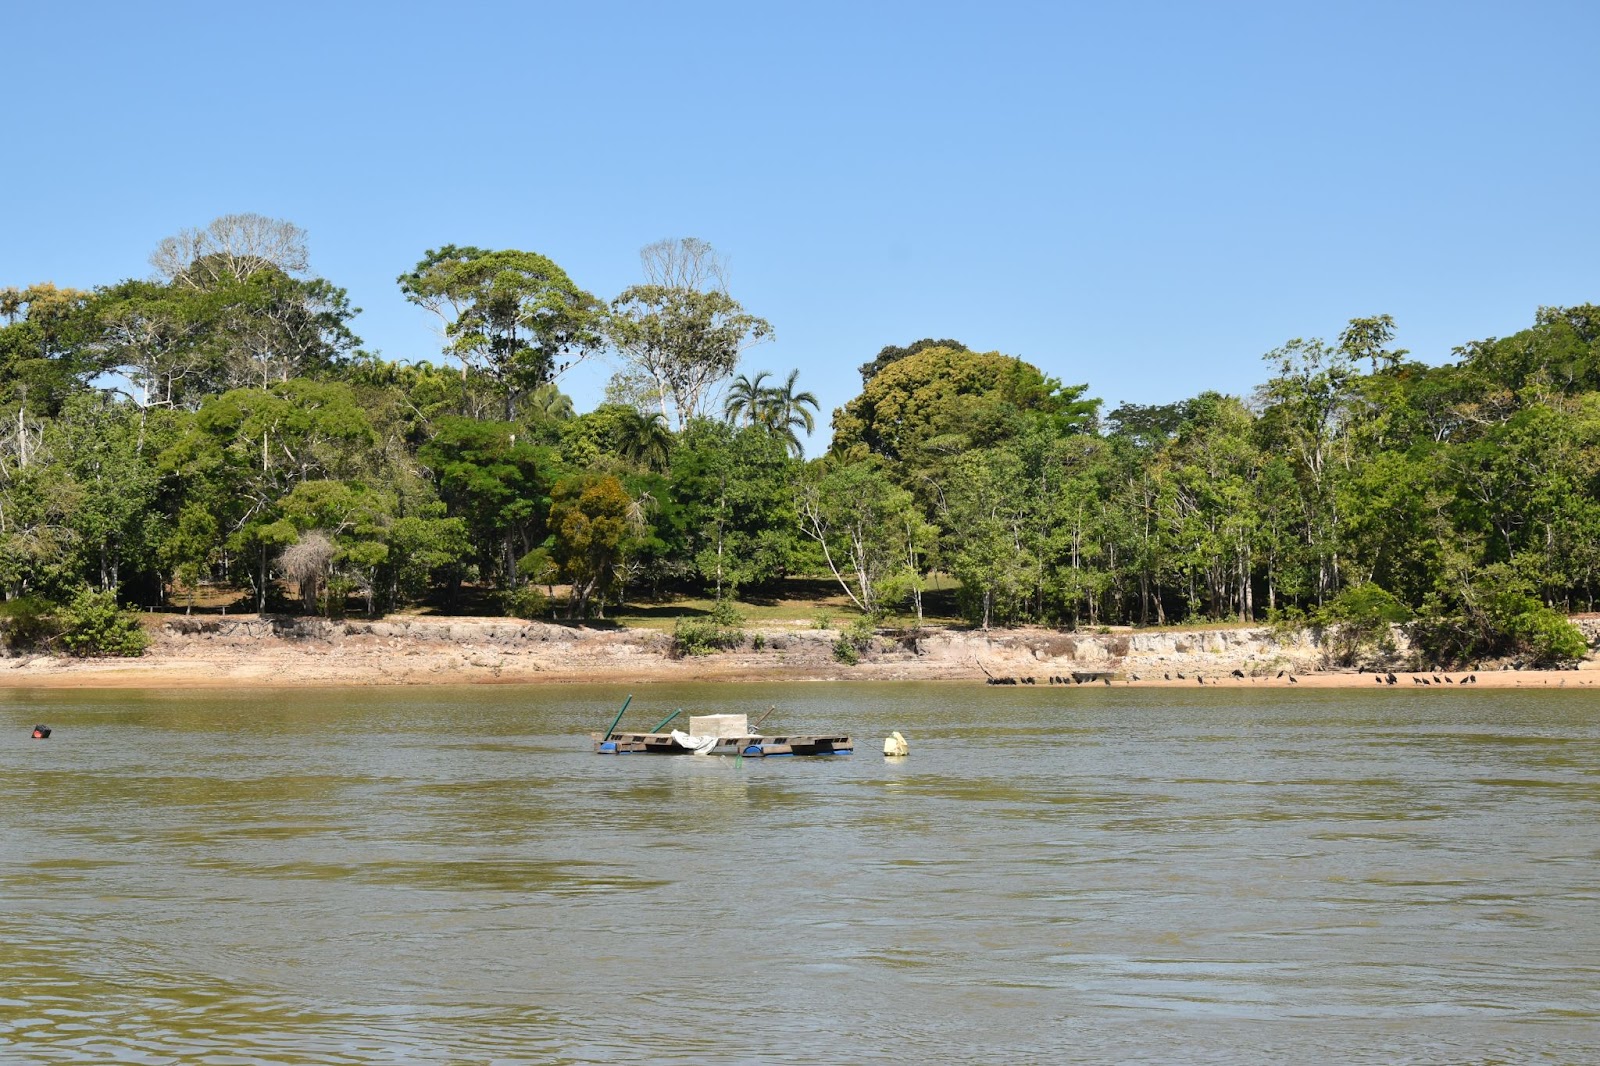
(614, 580, 854, 632)
(609, 575, 968, 632)
(150, 574, 1262, 635)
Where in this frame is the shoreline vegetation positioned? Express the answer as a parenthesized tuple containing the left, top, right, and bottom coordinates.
(4, 613, 1597, 691)
(4, 218, 1600, 680)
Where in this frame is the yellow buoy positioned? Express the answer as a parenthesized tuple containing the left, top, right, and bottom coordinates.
(883, 731, 909, 757)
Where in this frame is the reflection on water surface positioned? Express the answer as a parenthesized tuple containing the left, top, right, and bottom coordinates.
(2, 683, 1598, 1064)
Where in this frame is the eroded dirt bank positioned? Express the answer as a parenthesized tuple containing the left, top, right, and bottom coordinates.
(2, 615, 1598, 689)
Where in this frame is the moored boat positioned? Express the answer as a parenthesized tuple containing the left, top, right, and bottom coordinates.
(593, 710, 851, 756)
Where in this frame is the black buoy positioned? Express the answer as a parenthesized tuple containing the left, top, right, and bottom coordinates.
(31, 724, 50, 739)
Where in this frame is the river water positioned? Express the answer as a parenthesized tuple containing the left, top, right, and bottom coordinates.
(2, 683, 1598, 1064)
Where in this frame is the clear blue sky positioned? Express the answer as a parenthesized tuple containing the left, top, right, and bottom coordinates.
(4, 1, 1596, 448)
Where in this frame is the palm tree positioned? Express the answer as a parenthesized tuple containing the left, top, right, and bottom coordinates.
(723, 371, 772, 426)
(614, 408, 673, 472)
(526, 383, 575, 422)
(762, 369, 819, 457)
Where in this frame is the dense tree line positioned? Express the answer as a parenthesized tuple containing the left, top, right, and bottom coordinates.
(1, 214, 1594, 664)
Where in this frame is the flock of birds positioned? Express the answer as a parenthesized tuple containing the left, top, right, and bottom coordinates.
(985, 674, 1113, 686)
(1384, 672, 1475, 685)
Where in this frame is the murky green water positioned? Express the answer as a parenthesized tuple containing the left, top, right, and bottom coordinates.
(2, 683, 1598, 1064)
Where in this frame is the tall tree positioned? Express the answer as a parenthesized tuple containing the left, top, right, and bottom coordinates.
(1455, 304, 1600, 396)
(723, 371, 773, 426)
(0, 284, 97, 421)
(398, 246, 605, 421)
(859, 337, 969, 386)
(832, 345, 1097, 467)
(722, 368, 819, 456)
(150, 213, 311, 288)
(761, 369, 820, 457)
(96, 219, 361, 404)
(1339, 314, 1406, 373)
(1256, 337, 1358, 605)
(608, 238, 772, 429)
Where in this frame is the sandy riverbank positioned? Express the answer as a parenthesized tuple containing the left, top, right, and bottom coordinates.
(4, 658, 1594, 690)
(1, 613, 1597, 690)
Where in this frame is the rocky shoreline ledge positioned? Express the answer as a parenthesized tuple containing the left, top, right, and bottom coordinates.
(1, 614, 1597, 689)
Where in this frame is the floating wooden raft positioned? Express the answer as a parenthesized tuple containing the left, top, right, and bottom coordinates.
(593, 731, 854, 757)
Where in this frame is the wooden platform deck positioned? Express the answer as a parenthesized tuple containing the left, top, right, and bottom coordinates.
(593, 732, 854, 757)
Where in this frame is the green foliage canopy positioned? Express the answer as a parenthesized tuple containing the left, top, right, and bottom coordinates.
(831, 346, 1098, 465)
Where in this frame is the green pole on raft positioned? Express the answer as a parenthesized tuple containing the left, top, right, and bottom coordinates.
(649, 708, 681, 734)
(602, 695, 633, 742)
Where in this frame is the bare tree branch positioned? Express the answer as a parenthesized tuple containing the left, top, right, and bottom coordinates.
(151, 214, 310, 288)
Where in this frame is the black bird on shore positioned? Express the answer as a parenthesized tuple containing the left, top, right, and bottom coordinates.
(1231, 669, 1245, 679)
(1276, 670, 1285, 678)
(1288, 675, 1298, 684)
(1386, 672, 1398, 684)
(1443, 676, 1454, 683)
(1433, 675, 1442, 684)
